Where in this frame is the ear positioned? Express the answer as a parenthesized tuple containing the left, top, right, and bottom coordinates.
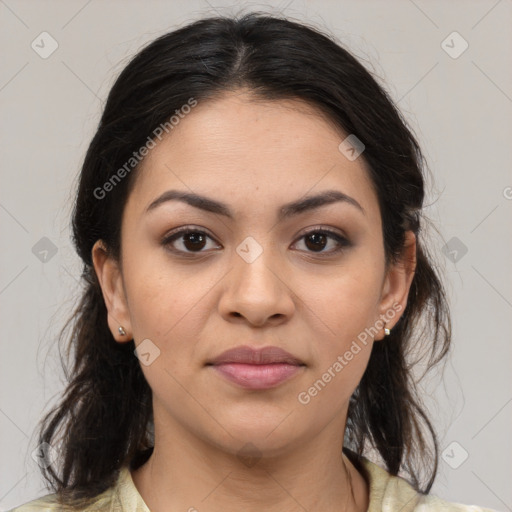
(374, 230, 417, 341)
(91, 239, 132, 343)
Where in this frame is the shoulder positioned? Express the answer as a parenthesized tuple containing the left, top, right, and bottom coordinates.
(415, 494, 499, 512)
(358, 456, 499, 512)
(6, 469, 130, 512)
(6, 494, 70, 512)
(6, 492, 115, 512)
(8, 466, 149, 512)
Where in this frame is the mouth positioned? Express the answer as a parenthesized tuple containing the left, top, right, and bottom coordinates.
(206, 345, 306, 390)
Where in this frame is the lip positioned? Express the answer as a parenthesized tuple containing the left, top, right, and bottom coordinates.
(208, 345, 303, 366)
(207, 345, 305, 390)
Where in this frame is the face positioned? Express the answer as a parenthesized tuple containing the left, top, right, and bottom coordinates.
(93, 90, 415, 458)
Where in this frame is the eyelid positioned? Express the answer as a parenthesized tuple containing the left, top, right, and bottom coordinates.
(298, 224, 347, 239)
(162, 224, 216, 241)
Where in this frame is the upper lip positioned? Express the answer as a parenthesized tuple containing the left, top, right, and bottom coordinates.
(207, 345, 304, 366)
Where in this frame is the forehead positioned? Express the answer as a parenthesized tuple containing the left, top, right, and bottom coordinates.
(125, 91, 380, 223)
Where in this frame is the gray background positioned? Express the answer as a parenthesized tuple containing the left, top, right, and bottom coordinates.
(1, 0, 511, 510)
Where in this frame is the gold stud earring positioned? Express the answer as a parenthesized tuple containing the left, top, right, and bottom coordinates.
(384, 322, 391, 336)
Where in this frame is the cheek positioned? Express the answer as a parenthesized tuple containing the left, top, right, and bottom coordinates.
(122, 244, 202, 338)
(296, 260, 382, 407)
(307, 264, 383, 343)
(123, 263, 211, 409)
(294, 345, 372, 434)
(296, 275, 378, 413)
(121, 250, 221, 389)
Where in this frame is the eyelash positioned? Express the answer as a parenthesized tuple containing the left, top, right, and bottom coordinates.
(161, 225, 351, 258)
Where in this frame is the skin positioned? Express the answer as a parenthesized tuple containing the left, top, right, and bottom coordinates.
(92, 89, 416, 512)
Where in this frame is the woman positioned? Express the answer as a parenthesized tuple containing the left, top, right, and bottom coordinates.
(9, 12, 497, 512)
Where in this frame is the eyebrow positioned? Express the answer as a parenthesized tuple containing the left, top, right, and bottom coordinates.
(145, 189, 365, 219)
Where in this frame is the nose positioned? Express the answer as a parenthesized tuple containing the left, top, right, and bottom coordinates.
(218, 242, 295, 327)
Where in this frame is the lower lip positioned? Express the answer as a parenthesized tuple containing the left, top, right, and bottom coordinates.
(211, 363, 303, 390)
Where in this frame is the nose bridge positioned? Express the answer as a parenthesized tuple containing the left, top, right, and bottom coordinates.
(233, 233, 282, 294)
(219, 233, 294, 324)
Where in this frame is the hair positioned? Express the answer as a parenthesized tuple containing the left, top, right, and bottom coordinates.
(36, 11, 451, 508)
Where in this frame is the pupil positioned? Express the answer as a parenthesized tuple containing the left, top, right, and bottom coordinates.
(306, 233, 326, 252)
(184, 233, 205, 251)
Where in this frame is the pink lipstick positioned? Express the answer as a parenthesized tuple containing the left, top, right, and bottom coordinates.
(207, 345, 305, 390)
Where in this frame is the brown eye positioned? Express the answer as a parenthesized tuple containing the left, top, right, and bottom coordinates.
(162, 228, 220, 255)
(294, 229, 350, 255)
(304, 232, 328, 252)
(162, 226, 350, 257)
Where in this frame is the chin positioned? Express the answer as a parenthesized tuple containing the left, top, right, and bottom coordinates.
(206, 409, 306, 454)
(213, 430, 303, 463)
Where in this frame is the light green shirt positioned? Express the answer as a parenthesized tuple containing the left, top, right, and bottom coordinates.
(8, 458, 498, 511)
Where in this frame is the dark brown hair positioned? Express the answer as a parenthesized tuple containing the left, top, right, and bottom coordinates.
(36, 11, 451, 507)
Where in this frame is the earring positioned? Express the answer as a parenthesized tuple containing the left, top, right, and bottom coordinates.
(118, 326, 127, 336)
(384, 323, 391, 336)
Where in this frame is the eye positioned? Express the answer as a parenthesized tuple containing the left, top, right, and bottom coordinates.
(162, 226, 350, 257)
(292, 227, 350, 255)
(162, 227, 221, 255)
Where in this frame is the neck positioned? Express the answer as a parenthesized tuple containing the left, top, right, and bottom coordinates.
(131, 412, 368, 512)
